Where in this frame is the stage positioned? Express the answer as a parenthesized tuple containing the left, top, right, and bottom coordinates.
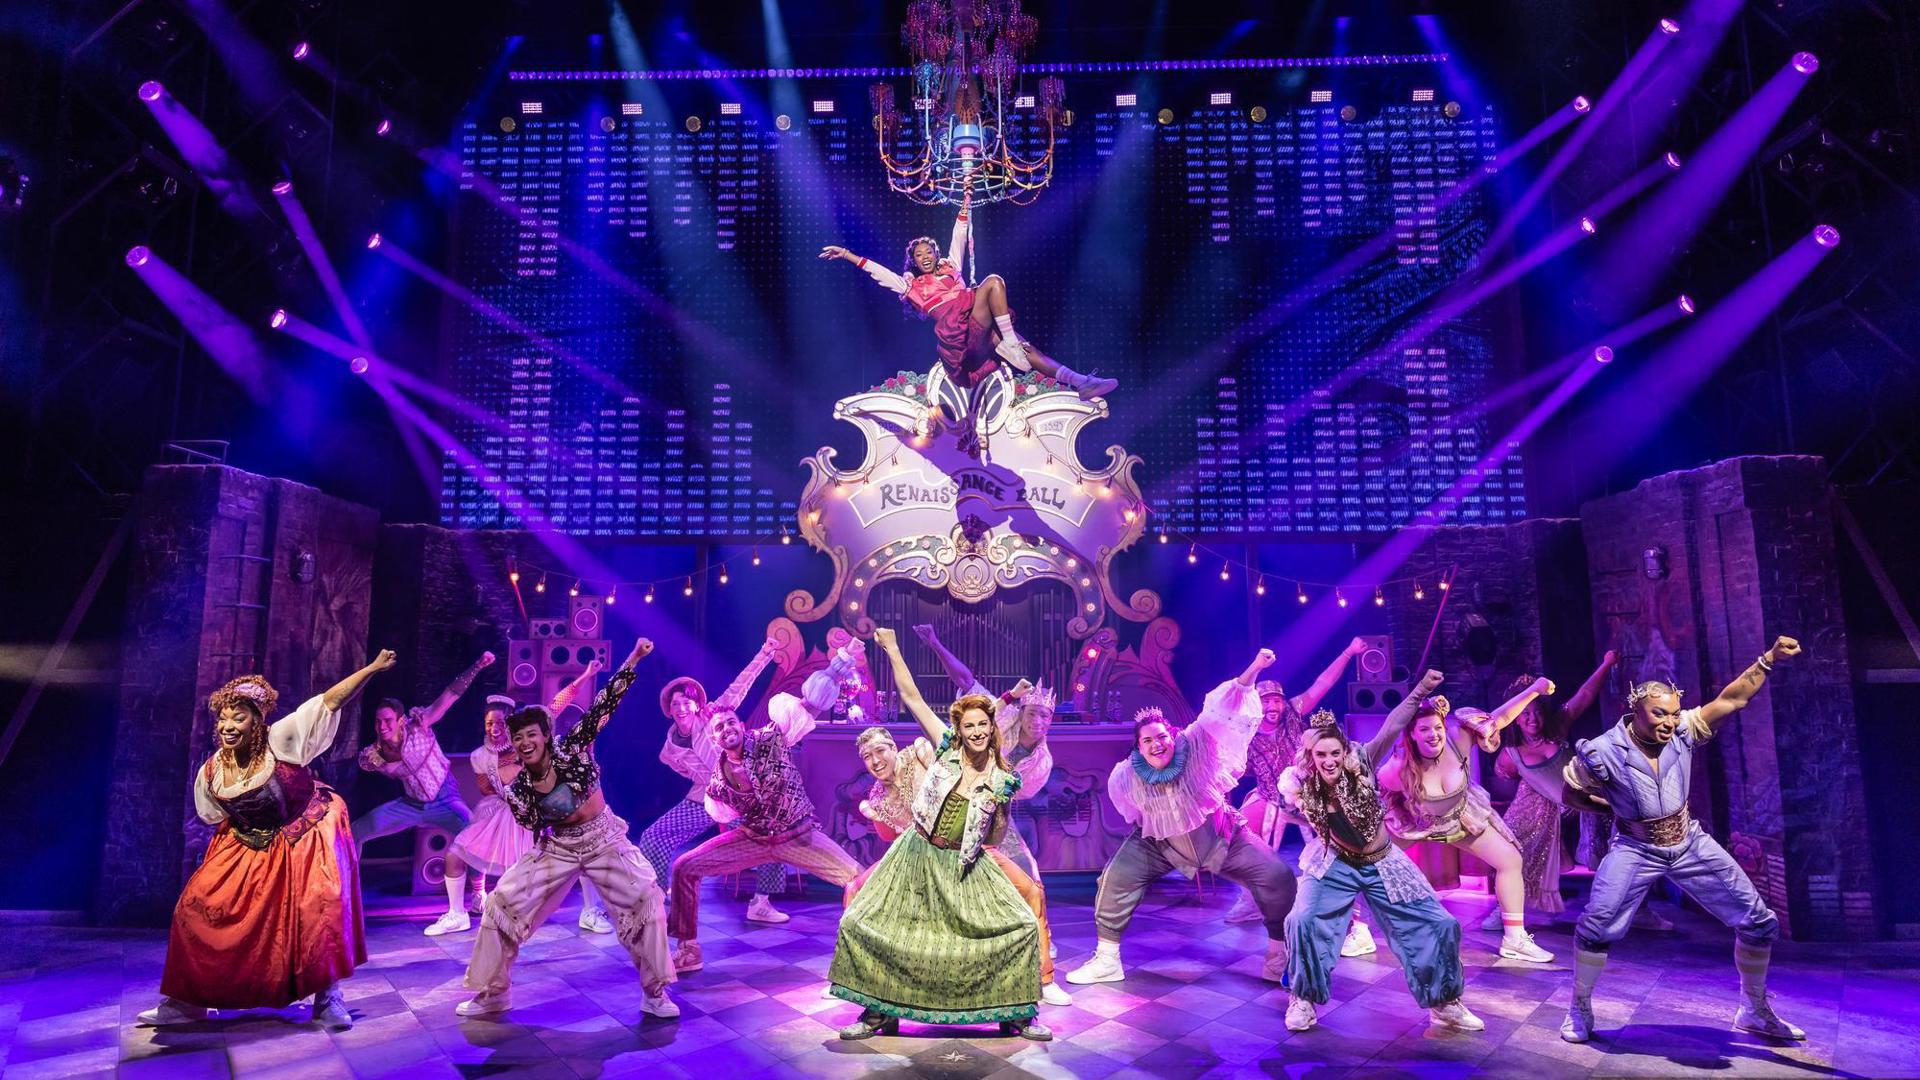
(15, 876, 1908, 1079)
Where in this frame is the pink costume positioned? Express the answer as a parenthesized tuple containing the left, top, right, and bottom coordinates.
(855, 212, 998, 387)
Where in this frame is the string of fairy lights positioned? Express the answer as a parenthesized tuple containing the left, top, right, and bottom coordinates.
(498, 509, 1459, 614)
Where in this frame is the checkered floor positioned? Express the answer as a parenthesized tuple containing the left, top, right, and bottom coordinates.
(6, 872, 1918, 1078)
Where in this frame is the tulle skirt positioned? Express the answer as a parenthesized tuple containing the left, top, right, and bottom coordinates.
(450, 795, 534, 877)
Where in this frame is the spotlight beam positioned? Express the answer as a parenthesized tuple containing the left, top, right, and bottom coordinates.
(271, 184, 374, 349)
(125, 248, 273, 401)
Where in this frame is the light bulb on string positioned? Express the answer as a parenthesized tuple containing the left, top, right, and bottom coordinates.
(1413, 580, 1425, 600)
(508, 559, 520, 585)
(683, 576, 694, 598)
(781, 525, 792, 545)
(752, 547, 762, 566)
(605, 586, 617, 606)
(1336, 588, 1348, 609)
(1373, 586, 1384, 607)
(1438, 578, 1451, 592)
(1256, 575, 1267, 597)
(1187, 544, 1198, 566)
(1297, 582, 1308, 605)
(718, 566, 730, 585)
(1219, 561, 1230, 582)
(644, 585, 656, 604)
(1158, 526, 1168, 544)
(535, 573, 547, 594)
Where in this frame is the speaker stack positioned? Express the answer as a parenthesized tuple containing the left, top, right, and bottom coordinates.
(501, 597, 612, 713)
(1345, 634, 1409, 739)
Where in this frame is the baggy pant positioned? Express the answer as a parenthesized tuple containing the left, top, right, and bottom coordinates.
(1286, 857, 1463, 1008)
(636, 797, 786, 898)
(1092, 823, 1296, 943)
(352, 775, 472, 852)
(1576, 823, 1777, 952)
(668, 823, 860, 941)
(464, 810, 673, 1004)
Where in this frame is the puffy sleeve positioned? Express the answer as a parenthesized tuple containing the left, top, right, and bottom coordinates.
(268, 695, 342, 767)
(1565, 738, 1611, 796)
(766, 692, 820, 747)
(659, 727, 713, 783)
(1674, 706, 1712, 747)
(1009, 739, 1053, 799)
(859, 258, 909, 295)
(1106, 758, 1144, 826)
(947, 210, 969, 266)
(192, 766, 226, 824)
(1182, 679, 1262, 786)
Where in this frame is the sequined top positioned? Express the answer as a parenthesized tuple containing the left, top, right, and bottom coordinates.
(501, 665, 637, 832)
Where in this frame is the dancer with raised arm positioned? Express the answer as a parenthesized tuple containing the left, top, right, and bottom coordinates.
(1376, 677, 1560, 963)
(831, 627, 1052, 1041)
(1065, 649, 1299, 989)
(138, 650, 396, 1030)
(426, 664, 604, 937)
(820, 197, 1118, 406)
(1275, 670, 1484, 1035)
(666, 642, 868, 974)
(637, 639, 793, 926)
(458, 638, 681, 1022)
(1558, 636, 1807, 1044)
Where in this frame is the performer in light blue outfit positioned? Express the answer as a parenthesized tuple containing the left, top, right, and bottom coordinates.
(1274, 668, 1484, 1035)
(1558, 634, 1807, 1044)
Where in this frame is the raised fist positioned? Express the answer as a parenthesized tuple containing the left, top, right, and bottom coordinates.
(478, 651, 497, 668)
(1768, 636, 1802, 661)
(1417, 668, 1444, 694)
(627, 638, 654, 665)
(373, 649, 399, 671)
(1254, 648, 1276, 669)
(873, 626, 898, 651)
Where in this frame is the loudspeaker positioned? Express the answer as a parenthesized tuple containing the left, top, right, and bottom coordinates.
(507, 641, 541, 688)
(1354, 634, 1395, 682)
(569, 595, 606, 638)
(412, 826, 454, 894)
(542, 640, 611, 676)
(1349, 680, 1412, 715)
(529, 617, 569, 639)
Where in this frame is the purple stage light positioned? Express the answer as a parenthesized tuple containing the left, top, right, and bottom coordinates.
(1664, 151, 1683, 170)
(269, 308, 289, 329)
(271, 180, 293, 195)
(349, 356, 370, 375)
(376, 119, 392, 136)
(1659, 18, 1680, 35)
(125, 246, 151, 268)
(1813, 224, 1840, 247)
(138, 81, 164, 102)
(366, 232, 383, 250)
(1580, 216, 1597, 234)
(1593, 345, 1614, 363)
(1677, 294, 1696, 315)
(1792, 51, 1819, 75)
(1573, 95, 1592, 113)
(292, 41, 311, 61)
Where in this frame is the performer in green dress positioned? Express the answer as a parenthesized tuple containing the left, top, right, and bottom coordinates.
(829, 626, 1049, 1041)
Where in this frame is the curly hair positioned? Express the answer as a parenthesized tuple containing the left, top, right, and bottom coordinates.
(207, 675, 279, 719)
(898, 235, 946, 320)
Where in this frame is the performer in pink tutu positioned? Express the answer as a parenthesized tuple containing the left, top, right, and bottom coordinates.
(820, 197, 1119, 430)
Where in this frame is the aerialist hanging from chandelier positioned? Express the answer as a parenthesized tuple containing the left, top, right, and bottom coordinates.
(819, 191, 1119, 406)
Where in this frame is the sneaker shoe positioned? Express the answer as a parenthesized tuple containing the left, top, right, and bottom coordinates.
(1285, 996, 1317, 1032)
(313, 987, 353, 1031)
(136, 997, 205, 1027)
(671, 939, 704, 974)
(1341, 921, 1377, 957)
(1734, 997, 1807, 1041)
(1561, 996, 1596, 1043)
(838, 1012, 898, 1040)
(1480, 908, 1505, 932)
(994, 336, 1035, 371)
(640, 991, 681, 1020)
(1225, 889, 1263, 924)
(1002, 1019, 1053, 1041)
(456, 994, 510, 1019)
(1064, 951, 1124, 985)
(1040, 982, 1073, 1007)
(745, 895, 790, 924)
(1499, 930, 1555, 964)
(578, 907, 614, 935)
(424, 910, 471, 937)
(1428, 999, 1485, 1032)
(469, 889, 488, 915)
(1075, 375, 1119, 400)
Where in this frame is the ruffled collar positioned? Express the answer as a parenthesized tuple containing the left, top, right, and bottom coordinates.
(1129, 737, 1190, 785)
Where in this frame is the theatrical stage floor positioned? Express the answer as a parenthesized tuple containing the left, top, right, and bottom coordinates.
(7, 874, 1918, 1078)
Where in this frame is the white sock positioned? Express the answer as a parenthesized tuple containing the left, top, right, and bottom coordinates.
(443, 870, 467, 915)
(1735, 940, 1771, 1001)
(993, 314, 1020, 342)
(1573, 948, 1607, 1000)
(1094, 939, 1121, 960)
(752, 893, 769, 904)
(1501, 911, 1527, 935)
(1052, 364, 1089, 388)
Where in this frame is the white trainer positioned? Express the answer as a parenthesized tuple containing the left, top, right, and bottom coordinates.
(995, 335, 1034, 371)
(640, 991, 681, 1019)
(745, 895, 790, 924)
(456, 994, 510, 1019)
(1561, 996, 1596, 1043)
(1064, 951, 1124, 985)
(1040, 982, 1073, 1007)
(1498, 930, 1555, 964)
(424, 910, 471, 937)
(1341, 921, 1377, 957)
(1285, 996, 1317, 1032)
(1428, 999, 1485, 1032)
(312, 987, 353, 1031)
(578, 907, 614, 935)
(136, 997, 204, 1027)
(1734, 997, 1806, 1041)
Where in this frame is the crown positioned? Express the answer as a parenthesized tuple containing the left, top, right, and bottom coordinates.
(1307, 708, 1339, 730)
(1626, 681, 1684, 708)
(1025, 682, 1058, 712)
(1131, 704, 1168, 725)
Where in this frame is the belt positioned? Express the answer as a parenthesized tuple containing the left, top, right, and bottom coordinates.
(918, 825, 960, 850)
(1616, 806, 1691, 847)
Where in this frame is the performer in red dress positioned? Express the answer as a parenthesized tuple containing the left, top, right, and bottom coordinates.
(820, 199, 1118, 413)
(138, 650, 396, 1030)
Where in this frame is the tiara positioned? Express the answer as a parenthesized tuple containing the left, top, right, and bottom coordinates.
(1025, 682, 1058, 712)
(1132, 705, 1168, 725)
(1307, 708, 1339, 730)
(1626, 681, 1684, 708)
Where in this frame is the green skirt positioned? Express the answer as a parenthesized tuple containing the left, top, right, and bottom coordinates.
(829, 829, 1040, 1024)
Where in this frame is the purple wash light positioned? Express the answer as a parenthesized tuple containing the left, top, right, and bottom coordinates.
(376, 119, 392, 136)
(1678, 294, 1696, 315)
(1593, 345, 1615, 363)
(269, 308, 289, 328)
(366, 232, 383, 250)
(137, 81, 164, 102)
(1580, 216, 1598, 234)
(1573, 95, 1592, 113)
(271, 180, 293, 195)
(1659, 18, 1681, 35)
(1792, 52, 1819, 75)
(125, 246, 151, 267)
(349, 356, 370, 375)
(292, 41, 310, 61)
(1813, 224, 1840, 247)
(1665, 150, 1683, 169)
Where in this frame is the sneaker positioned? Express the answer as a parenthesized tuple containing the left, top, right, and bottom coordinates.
(1561, 996, 1596, 1043)
(312, 987, 353, 1031)
(839, 1012, 898, 1040)
(1734, 997, 1807, 1041)
(1428, 999, 1485, 1032)
(136, 997, 204, 1027)
(578, 907, 614, 935)
(1074, 374, 1120, 400)
(994, 336, 1034, 371)
(456, 994, 510, 1019)
(1499, 930, 1555, 964)
(1040, 982, 1073, 1007)
(1064, 951, 1124, 985)
(469, 889, 488, 915)
(424, 910, 471, 937)
(1479, 908, 1505, 932)
(1341, 921, 1377, 957)
(640, 991, 681, 1020)
(1285, 996, 1317, 1032)
(745, 895, 790, 924)
(1225, 889, 1263, 924)
(671, 939, 704, 974)
(1002, 1018, 1053, 1041)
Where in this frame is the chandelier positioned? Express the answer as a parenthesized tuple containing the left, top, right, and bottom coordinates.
(870, 0, 1066, 207)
